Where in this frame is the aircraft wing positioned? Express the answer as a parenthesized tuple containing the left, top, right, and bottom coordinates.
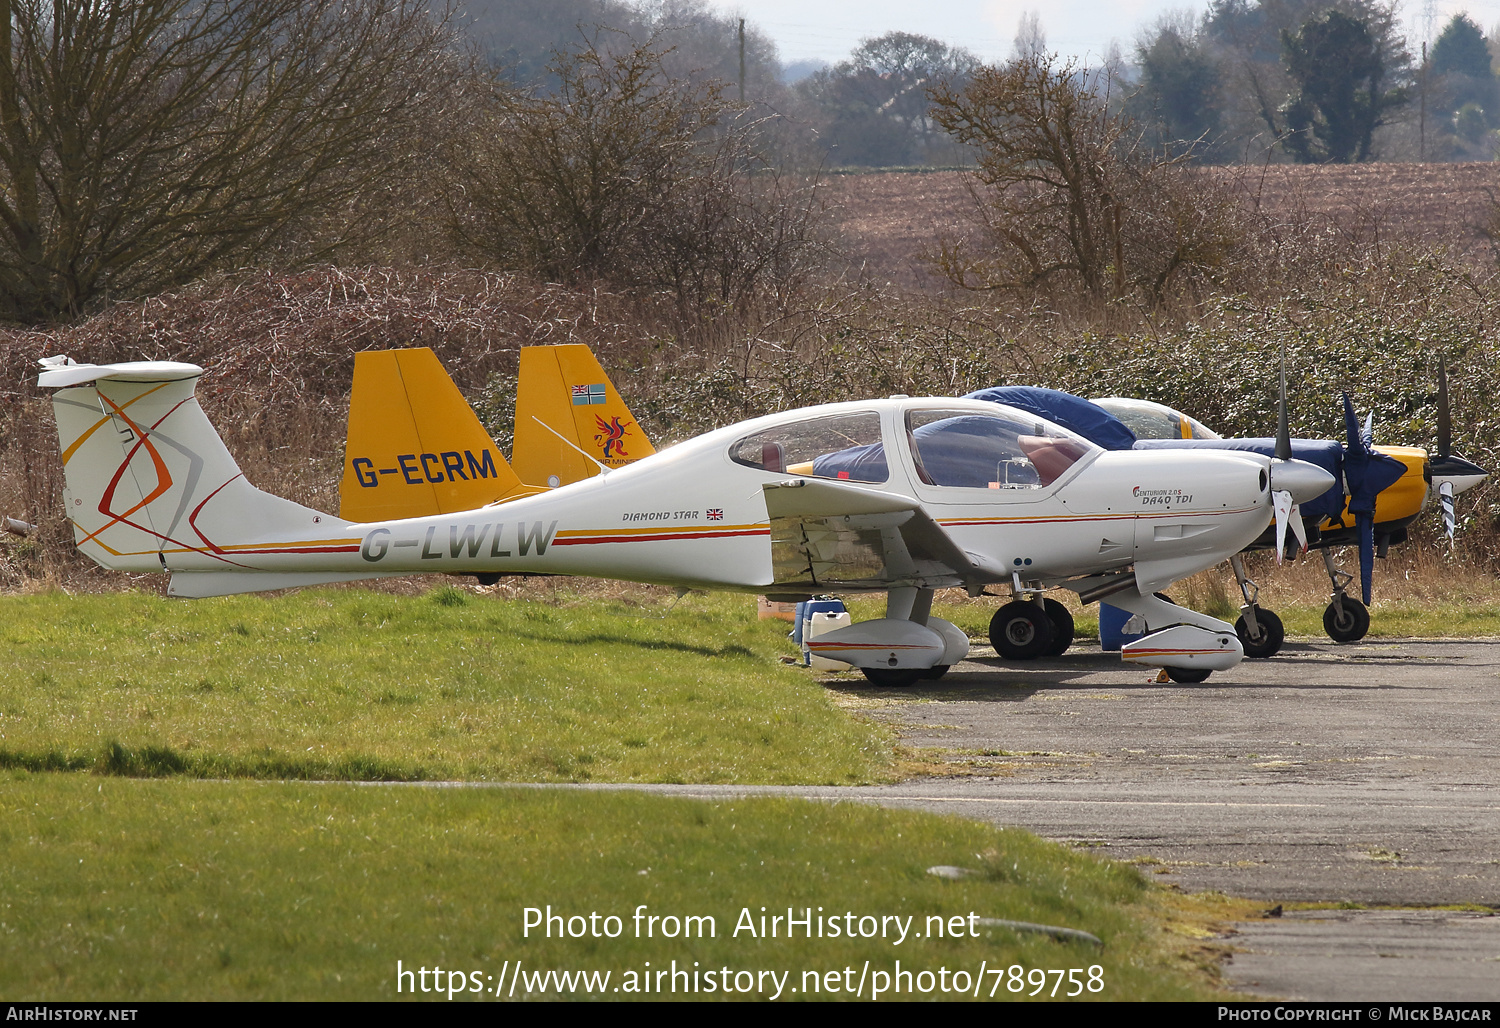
(762, 479, 1005, 591)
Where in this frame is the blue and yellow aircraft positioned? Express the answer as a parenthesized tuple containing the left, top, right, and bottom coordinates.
(1006, 379, 1487, 656)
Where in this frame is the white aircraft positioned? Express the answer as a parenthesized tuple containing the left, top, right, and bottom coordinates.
(38, 355, 1334, 685)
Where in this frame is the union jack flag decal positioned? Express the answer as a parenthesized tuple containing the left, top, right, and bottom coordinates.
(706, 508, 724, 521)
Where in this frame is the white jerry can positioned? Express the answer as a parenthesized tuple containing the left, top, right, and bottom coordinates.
(806, 610, 853, 670)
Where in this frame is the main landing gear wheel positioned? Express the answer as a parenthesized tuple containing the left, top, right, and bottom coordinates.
(1042, 598, 1075, 656)
(1165, 666, 1212, 684)
(989, 600, 1055, 660)
(1323, 597, 1370, 643)
(1234, 609, 1285, 659)
(919, 665, 951, 681)
(862, 667, 924, 687)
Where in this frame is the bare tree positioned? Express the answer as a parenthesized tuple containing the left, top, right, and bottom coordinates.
(928, 52, 1244, 304)
(1011, 11, 1046, 60)
(446, 37, 829, 312)
(0, 0, 468, 323)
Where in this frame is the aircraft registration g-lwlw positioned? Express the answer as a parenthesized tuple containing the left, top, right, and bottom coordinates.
(39, 354, 1333, 685)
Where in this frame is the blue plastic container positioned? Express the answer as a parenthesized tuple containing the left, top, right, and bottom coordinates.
(1098, 602, 1144, 651)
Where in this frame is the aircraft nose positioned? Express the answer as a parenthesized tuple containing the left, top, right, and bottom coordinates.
(1268, 458, 1336, 504)
(1429, 454, 1490, 496)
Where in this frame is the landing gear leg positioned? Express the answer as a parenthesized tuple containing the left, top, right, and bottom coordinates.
(1230, 554, 1284, 658)
(1320, 549, 1369, 643)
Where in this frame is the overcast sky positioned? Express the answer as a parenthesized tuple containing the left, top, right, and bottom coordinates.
(703, 1, 1500, 68)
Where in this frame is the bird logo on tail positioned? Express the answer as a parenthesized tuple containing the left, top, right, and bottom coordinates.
(594, 415, 634, 460)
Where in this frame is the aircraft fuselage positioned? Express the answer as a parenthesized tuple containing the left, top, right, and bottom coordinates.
(162, 399, 1284, 597)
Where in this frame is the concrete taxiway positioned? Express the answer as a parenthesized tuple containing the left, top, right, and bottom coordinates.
(537, 636, 1500, 1000)
(831, 638, 1500, 907)
(841, 636, 1500, 1000)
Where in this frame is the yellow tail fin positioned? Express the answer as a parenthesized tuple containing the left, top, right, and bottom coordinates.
(340, 348, 533, 523)
(511, 344, 655, 488)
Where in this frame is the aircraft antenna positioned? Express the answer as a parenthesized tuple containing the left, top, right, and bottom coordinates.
(530, 416, 614, 478)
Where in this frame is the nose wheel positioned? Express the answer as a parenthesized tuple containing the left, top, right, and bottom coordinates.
(1234, 608, 1284, 658)
(1229, 554, 1284, 658)
(1320, 549, 1369, 642)
(1323, 595, 1369, 642)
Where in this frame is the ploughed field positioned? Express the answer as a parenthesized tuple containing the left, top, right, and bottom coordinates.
(826, 163, 1500, 290)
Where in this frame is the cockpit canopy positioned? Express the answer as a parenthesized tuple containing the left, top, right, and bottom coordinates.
(1091, 397, 1221, 441)
(905, 408, 1094, 488)
(727, 403, 1099, 491)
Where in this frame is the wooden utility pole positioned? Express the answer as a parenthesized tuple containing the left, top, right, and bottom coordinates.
(1420, 41, 1427, 162)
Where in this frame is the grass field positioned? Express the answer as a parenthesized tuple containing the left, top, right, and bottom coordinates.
(0, 588, 887, 784)
(6, 577, 1495, 789)
(0, 776, 1249, 1001)
(6, 577, 1497, 1002)
(1274, 600, 1500, 639)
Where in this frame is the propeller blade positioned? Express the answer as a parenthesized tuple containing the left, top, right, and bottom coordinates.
(1440, 480, 1456, 542)
(1273, 489, 1294, 564)
(1437, 355, 1451, 461)
(1357, 512, 1374, 606)
(1342, 393, 1366, 457)
(1275, 345, 1291, 462)
(1342, 393, 1379, 606)
(1288, 502, 1308, 554)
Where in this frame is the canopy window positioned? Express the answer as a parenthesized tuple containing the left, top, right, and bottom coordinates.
(904, 409, 1097, 490)
(728, 412, 888, 485)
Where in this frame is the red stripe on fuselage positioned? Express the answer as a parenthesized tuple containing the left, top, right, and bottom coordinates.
(553, 528, 770, 546)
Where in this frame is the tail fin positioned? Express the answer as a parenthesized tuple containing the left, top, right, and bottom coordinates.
(511, 344, 655, 488)
(43, 360, 333, 572)
(341, 348, 534, 523)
